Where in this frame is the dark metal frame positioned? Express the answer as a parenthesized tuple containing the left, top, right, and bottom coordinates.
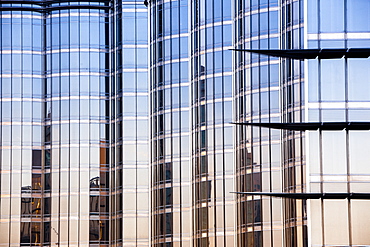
(231, 48, 370, 59)
(232, 46, 370, 220)
(232, 122, 370, 131)
(232, 192, 370, 200)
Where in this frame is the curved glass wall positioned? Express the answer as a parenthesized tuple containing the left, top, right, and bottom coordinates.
(0, 3, 45, 245)
(114, 0, 150, 246)
(149, 0, 236, 245)
(46, 4, 111, 246)
(0, 0, 150, 245)
(149, 0, 191, 246)
(234, 0, 284, 246)
(191, 0, 235, 246)
(1, 3, 111, 245)
(0, 1, 112, 245)
(281, 0, 306, 246)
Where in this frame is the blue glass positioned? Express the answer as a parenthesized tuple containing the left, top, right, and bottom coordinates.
(348, 0, 370, 32)
(320, 0, 344, 33)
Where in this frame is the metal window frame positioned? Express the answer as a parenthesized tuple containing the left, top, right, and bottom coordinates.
(231, 48, 370, 59)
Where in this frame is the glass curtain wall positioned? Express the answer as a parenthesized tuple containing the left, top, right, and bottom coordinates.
(235, 0, 370, 246)
(234, 0, 283, 246)
(149, 0, 236, 245)
(46, 2, 111, 245)
(0, 3, 45, 245)
(149, 0, 192, 246)
(0, 0, 112, 245)
(281, 0, 306, 246)
(191, 0, 235, 246)
(0, 0, 150, 245)
(114, 0, 150, 246)
(306, 0, 370, 246)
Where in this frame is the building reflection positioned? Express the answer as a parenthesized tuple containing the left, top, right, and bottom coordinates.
(20, 150, 48, 245)
(152, 162, 173, 244)
(1, 0, 149, 245)
(89, 175, 109, 243)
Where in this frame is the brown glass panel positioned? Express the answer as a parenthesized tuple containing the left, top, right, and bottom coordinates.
(20, 222, 31, 243)
(89, 220, 100, 241)
(100, 171, 109, 189)
(21, 198, 32, 216)
(100, 220, 109, 241)
(32, 174, 42, 191)
(90, 196, 99, 213)
(32, 198, 42, 215)
(31, 222, 41, 243)
(32, 150, 42, 169)
(100, 195, 108, 213)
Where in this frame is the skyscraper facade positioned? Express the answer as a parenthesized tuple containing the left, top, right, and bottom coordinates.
(149, 0, 236, 246)
(0, 0, 149, 246)
(2, 0, 370, 246)
(115, 1, 149, 246)
(234, 0, 283, 246)
(235, 0, 370, 246)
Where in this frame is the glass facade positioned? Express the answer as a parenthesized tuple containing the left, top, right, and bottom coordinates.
(2, 0, 370, 246)
(235, 0, 370, 246)
(306, 1, 370, 246)
(281, 1, 306, 245)
(0, 0, 149, 246)
(149, 0, 236, 246)
(234, 0, 283, 246)
(114, 1, 149, 246)
(190, 0, 235, 246)
(149, 0, 192, 246)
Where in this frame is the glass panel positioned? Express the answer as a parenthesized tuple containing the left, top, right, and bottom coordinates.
(348, 59, 370, 102)
(322, 131, 347, 175)
(351, 200, 370, 245)
(320, 59, 345, 101)
(347, 0, 370, 32)
(323, 200, 349, 245)
(320, 0, 344, 32)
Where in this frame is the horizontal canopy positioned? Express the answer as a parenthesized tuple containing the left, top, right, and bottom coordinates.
(233, 192, 370, 200)
(231, 48, 370, 59)
(232, 122, 370, 131)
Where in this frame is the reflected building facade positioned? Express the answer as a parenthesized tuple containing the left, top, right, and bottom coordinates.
(149, 0, 236, 246)
(235, 0, 370, 246)
(3, 0, 370, 246)
(234, 0, 282, 246)
(0, 0, 149, 246)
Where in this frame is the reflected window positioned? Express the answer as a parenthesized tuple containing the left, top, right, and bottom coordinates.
(20, 222, 31, 244)
(90, 196, 99, 213)
(90, 220, 100, 241)
(31, 222, 41, 244)
(32, 174, 42, 191)
(21, 197, 32, 216)
(32, 150, 42, 169)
